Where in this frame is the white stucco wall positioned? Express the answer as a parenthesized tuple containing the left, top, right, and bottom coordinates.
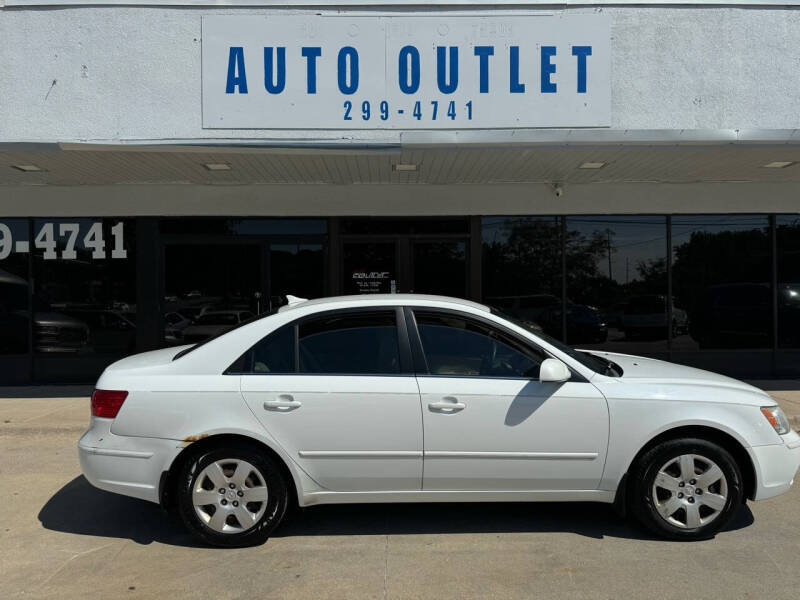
(1, 4, 799, 144)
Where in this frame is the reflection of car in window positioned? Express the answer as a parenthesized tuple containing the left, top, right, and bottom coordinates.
(537, 303, 608, 344)
(164, 311, 193, 345)
(181, 310, 255, 344)
(622, 295, 688, 340)
(59, 308, 136, 353)
(0, 269, 91, 354)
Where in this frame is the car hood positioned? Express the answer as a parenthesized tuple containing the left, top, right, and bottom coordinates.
(581, 350, 771, 400)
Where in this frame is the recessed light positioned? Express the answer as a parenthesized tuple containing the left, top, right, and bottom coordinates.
(762, 161, 795, 169)
(203, 163, 232, 171)
(578, 162, 607, 169)
(12, 164, 44, 172)
(393, 163, 418, 172)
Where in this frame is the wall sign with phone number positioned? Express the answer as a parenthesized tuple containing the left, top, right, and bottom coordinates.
(0, 222, 127, 260)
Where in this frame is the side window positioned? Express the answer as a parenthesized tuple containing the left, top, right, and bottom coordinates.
(299, 311, 400, 374)
(414, 311, 547, 378)
(232, 324, 295, 374)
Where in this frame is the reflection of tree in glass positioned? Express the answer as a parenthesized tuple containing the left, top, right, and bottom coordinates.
(483, 218, 564, 298)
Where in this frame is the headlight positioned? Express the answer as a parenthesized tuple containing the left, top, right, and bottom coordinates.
(761, 406, 791, 435)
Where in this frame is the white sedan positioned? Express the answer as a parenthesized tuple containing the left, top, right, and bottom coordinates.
(78, 294, 800, 547)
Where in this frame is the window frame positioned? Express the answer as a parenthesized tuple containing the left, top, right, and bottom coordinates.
(225, 306, 414, 376)
(404, 306, 587, 382)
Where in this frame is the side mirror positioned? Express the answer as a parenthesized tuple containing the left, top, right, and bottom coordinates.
(539, 358, 571, 383)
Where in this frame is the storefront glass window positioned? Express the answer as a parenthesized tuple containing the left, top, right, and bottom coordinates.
(566, 216, 668, 352)
(672, 215, 771, 351)
(482, 216, 563, 338)
(32, 218, 137, 358)
(777, 215, 800, 349)
(0, 219, 31, 355)
(163, 244, 261, 345)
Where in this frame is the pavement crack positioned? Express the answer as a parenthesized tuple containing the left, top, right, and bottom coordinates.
(37, 542, 119, 589)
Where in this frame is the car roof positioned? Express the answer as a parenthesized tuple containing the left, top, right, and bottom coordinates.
(278, 294, 490, 314)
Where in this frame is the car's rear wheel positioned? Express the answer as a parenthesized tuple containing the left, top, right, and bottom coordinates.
(176, 443, 288, 547)
(630, 438, 743, 540)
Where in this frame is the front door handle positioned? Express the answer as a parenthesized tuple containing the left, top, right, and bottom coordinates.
(428, 399, 466, 413)
(263, 395, 302, 411)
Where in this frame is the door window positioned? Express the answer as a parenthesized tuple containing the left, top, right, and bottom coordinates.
(299, 311, 400, 374)
(230, 324, 295, 374)
(414, 311, 547, 378)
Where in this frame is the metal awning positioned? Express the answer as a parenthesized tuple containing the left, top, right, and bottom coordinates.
(2, 138, 800, 186)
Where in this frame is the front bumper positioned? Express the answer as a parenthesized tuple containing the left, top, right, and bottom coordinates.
(78, 417, 182, 504)
(750, 429, 800, 501)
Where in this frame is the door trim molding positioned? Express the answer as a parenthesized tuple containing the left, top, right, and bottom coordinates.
(298, 450, 423, 458)
(424, 451, 599, 460)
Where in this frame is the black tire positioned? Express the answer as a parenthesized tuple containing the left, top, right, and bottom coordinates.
(629, 438, 743, 541)
(176, 442, 289, 547)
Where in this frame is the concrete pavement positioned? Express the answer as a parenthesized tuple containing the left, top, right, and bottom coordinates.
(1, 386, 800, 599)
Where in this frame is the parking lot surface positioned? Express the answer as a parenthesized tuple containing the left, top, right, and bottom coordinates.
(2, 389, 800, 600)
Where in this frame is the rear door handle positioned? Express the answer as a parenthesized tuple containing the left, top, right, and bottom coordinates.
(428, 399, 466, 413)
(263, 395, 302, 411)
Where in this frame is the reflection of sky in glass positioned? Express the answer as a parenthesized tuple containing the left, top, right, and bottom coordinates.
(568, 217, 665, 285)
(672, 215, 768, 247)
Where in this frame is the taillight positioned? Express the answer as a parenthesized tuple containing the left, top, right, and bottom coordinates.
(91, 389, 128, 418)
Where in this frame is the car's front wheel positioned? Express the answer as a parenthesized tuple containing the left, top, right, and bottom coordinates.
(630, 438, 743, 540)
(176, 443, 289, 547)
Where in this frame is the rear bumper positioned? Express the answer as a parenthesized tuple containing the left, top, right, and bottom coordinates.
(750, 430, 800, 501)
(78, 417, 181, 504)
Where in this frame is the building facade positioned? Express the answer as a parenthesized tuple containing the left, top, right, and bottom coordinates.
(1, 0, 799, 383)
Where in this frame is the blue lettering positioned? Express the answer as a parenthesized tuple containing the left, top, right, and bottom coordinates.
(398, 45, 420, 94)
(509, 46, 525, 93)
(436, 46, 458, 94)
(301, 47, 322, 94)
(572, 45, 592, 93)
(541, 46, 557, 93)
(263, 47, 286, 94)
(473, 46, 494, 94)
(225, 46, 247, 94)
(338, 46, 359, 95)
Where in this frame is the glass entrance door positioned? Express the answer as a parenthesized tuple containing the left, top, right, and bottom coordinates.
(342, 238, 468, 298)
(342, 241, 398, 295)
(412, 241, 468, 298)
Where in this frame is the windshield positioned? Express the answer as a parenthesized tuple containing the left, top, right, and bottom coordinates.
(491, 308, 622, 377)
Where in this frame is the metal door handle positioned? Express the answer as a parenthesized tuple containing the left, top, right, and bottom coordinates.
(263, 395, 302, 411)
(428, 401, 466, 413)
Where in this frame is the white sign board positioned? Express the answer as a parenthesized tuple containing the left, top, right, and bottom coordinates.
(202, 15, 610, 129)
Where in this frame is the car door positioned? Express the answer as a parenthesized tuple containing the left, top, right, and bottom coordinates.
(239, 307, 423, 492)
(409, 308, 608, 492)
